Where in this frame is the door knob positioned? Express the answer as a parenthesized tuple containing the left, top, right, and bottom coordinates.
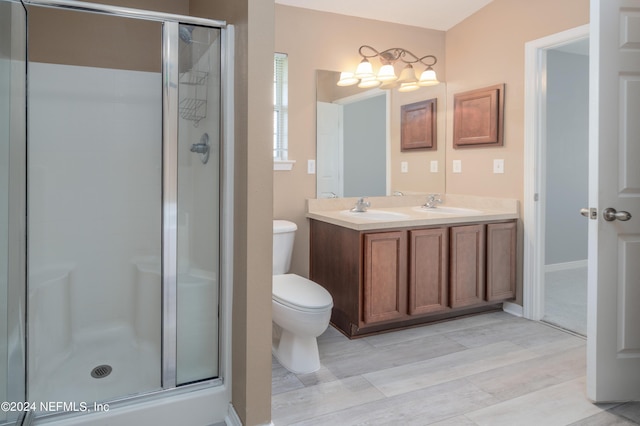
(603, 207, 632, 222)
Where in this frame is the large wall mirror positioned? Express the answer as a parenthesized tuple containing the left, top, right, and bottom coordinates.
(316, 70, 446, 198)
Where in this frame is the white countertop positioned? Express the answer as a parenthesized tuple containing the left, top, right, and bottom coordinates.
(306, 194, 519, 231)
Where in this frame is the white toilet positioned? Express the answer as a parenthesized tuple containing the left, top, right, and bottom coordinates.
(272, 220, 333, 374)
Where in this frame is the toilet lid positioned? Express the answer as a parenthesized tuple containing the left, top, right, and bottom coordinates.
(273, 220, 297, 234)
(273, 274, 333, 311)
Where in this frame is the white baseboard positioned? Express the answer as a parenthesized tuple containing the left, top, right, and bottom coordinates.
(545, 259, 588, 273)
(225, 404, 273, 426)
(226, 404, 242, 426)
(503, 301, 524, 317)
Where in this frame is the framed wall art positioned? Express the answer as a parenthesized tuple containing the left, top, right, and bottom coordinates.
(453, 83, 504, 148)
(401, 98, 437, 151)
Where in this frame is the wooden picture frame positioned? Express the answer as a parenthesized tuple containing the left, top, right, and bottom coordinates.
(401, 98, 437, 151)
(453, 83, 504, 148)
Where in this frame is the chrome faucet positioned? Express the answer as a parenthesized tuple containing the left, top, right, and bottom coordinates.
(351, 197, 371, 212)
(423, 193, 443, 209)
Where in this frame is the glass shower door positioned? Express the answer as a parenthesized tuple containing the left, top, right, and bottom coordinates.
(176, 23, 221, 385)
(27, 7, 163, 405)
(0, 1, 27, 424)
(7, 4, 225, 421)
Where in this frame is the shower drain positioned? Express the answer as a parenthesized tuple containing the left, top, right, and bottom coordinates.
(90, 364, 112, 379)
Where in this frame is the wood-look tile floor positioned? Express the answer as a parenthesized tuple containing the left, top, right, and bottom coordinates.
(271, 311, 640, 425)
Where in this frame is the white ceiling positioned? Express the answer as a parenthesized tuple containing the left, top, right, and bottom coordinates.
(274, 0, 495, 31)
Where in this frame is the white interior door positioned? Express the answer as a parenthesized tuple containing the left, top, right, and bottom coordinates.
(316, 101, 343, 198)
(587, 0, 640, 402)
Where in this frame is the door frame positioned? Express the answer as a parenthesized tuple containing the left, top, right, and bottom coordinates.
(523, 24, 590, 321)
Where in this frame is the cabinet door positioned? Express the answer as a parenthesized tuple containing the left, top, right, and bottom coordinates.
(409, 228, 449, 315)
(486, 221, 516, 301)
(362, 231, 407, 324)
(450, 224, 486, 308)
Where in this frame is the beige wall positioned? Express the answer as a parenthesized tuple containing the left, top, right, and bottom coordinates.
(445, 0, 589, 303)
(391, 84, 447, 195)
(276, 1, 589, 306)
(190, 1, 274, 424)
(445, 0, 589, 199)
(275, 5, 446, 277)
(27, 0, 189, 72)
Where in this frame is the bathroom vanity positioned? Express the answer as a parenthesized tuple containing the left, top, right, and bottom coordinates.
(307, 195, 519, 338)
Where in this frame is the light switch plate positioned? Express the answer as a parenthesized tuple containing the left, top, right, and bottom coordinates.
(401, 161, 409, 173)
(307, 159, 316, 174)
(452, 160, 462, 173)
(430, 160, 438, 173)
(493, 159, 504, 174)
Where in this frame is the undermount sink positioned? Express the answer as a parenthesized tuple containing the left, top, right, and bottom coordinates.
(341, 209, 410, 221)
(412, 206, 483, 215)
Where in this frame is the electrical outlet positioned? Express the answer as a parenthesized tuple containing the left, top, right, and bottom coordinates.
(493, 159, 504, 174)
(430, 160, 438, 173)
(401, 161, 409, 173)
(307, 159, 316, 174)
(452, 160, 462, 173)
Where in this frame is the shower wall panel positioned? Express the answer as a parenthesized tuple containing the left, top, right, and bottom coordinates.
(28, 62, 162, 402)
(29, 62, 161, 331)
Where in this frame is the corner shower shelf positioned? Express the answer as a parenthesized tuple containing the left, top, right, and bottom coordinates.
(179, 70, 209, 125)
(179, 98, 207, 123)
(180, 70, 208, 86)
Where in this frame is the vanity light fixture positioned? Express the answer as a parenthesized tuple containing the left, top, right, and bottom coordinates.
(338, 45, 440, 91)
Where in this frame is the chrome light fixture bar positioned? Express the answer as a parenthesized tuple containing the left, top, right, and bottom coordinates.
(338, 45, 440, 92)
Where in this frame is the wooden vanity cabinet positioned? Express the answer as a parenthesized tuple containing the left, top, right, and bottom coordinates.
(309, 219, 516, 338)
(450, 224, 485, 308)
(408, 228, 449, 315)
(362, 231, 407, 324)
(486, 221, 517, 301)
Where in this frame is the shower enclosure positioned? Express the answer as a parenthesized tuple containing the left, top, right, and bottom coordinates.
(1, 1, 231, 424)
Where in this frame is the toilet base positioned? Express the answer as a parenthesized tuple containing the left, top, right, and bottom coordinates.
(272, 328, 321, 374)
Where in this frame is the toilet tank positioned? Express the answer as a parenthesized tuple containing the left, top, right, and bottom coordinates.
(273, 220, 297, 275)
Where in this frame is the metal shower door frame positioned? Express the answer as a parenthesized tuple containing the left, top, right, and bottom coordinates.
(21, 0, 229, 399)
(3, 2, 27, 425)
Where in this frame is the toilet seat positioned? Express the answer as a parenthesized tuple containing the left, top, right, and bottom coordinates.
(273, 274, 333, 312)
